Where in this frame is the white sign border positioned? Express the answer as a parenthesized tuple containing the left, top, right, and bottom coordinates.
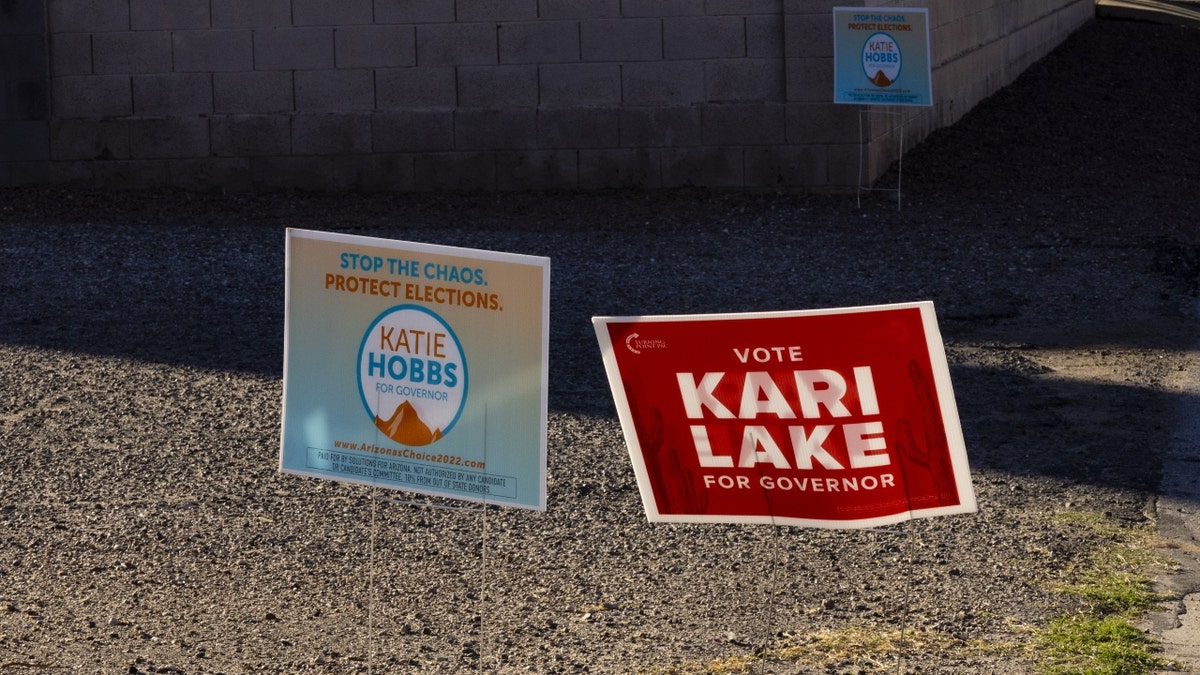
(281, 227, 551, 511)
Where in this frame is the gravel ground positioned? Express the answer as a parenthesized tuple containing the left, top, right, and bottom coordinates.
(2, 16, 1200, 675)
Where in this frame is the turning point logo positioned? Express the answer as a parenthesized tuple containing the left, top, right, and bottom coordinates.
(625, 332, 668, 355)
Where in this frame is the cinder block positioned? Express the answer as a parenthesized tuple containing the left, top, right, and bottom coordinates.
(251, 156, 335, 191)
(93, 32, 172, 75)
(335, 26, 416, 68)
(1, 160, 50, 186)
(375, 0, 455, 23)
(46, 160, 94, 185)
(620, 0, 704, 17)
(457, 66, 538, 108)
(50, 119, 129, 160)
(295, 70, 375, 112)
(333, 154, 416, 192)
(661, 146, 745, 187)
(173, 30, 253, 72)
(929, 0, 970, 25)
(782, 0, 840, 13)
(48, 1, 128, 33)
(129, 117, 209, 159)
(132, 73, 213, 115)
(580, 18, 662, 62)
(578, 148, 661, 188)
(0, 0, 46, 36)
(621, 61, 704, 105)
(664, 16, 745, 59)
(705, 59, 784, 102)
(168, 157, 253, 191)
(702, 102, 785, 145)
(50, 34, 92, 76)
(211, 0, 291, 28)
(92, 159, 170, 189)
(457, 0, 537, 21)
(413, 152, 496, 191)
(1, 35, 46, 78)
(213, 71, 294, 113)
(785, 102, 856, 144)
(376, 68, 457, 109)
(856, 107, 911, 144)
(28, 0, 1094, 194)
(1062, 0, 1094, 31)
(976, 5, 1005, 39)
(372, 111, 454, 152)
(0, 121, 49, 161)
(929, 22, 958, 65)
(498, 21, 580, 64)
(293, 0, 373, 25)
(784, 13, 832, 58)
(539, 63, 620, 107)
(744, 145, 828, 189)
(3, 80, 48, 120)
(706, 0, 783, 14)
(619, 106, 701, 147)
(454, 109, 536, 150)
(293, 113, 372, 155)
(210, 114, 291, 156)
(538, 0, 620, 19)
(52, 75, 132, 118)
(747, 14, 784, 58)
(824, 142, 859, 189)
(254, 28, 335, 71)
(494, 151, 578, 190)
(858, 130, 901, 185)
(416, 24, 497, 66)
(130, 0, 210, 30)
(784, 56, 831, 103)
(537, 108, 619, 148)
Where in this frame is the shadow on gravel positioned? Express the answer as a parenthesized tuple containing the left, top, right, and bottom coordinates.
(951, 364, 1166, 492)
(0, 221, 287, 375)
(0, 209, 1192, 504)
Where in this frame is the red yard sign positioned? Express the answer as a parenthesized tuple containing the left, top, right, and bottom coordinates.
(593, 302, 975, 529)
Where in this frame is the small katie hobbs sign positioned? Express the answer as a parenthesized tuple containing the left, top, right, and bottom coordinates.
(594, 302, 975, 529)
(833, 7, 932, 107)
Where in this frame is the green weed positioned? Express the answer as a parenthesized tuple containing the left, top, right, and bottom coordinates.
(1034, 510, 1175, 674)
(645, 511, 1178, 675)
(1038, 615, 1165, 675)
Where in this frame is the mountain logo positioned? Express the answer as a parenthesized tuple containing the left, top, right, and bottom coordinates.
(861, 32, 901, 88)
(357, 305, 468, 446)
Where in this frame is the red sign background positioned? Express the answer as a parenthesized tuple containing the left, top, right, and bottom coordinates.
(594, 303, 975, 528)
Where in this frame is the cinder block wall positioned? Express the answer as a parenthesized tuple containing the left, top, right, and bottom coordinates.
(1, 0, 1092, 192)
(1, 0, 49, 186)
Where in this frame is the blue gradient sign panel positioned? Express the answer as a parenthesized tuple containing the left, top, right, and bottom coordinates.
(834, 7, 932, 106)
(280, 229, 549, 510)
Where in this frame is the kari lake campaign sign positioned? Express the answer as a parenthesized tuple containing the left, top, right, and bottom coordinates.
(281, 229, 550, 510)
(594, 302, 975, 529)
